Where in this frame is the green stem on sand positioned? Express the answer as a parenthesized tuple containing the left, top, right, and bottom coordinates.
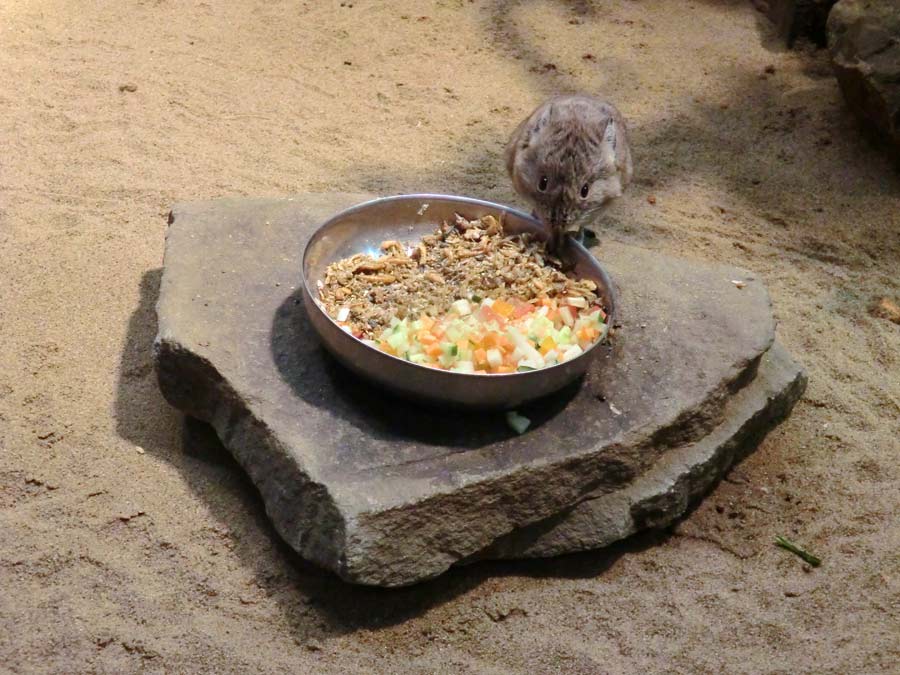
(775, 536, 822, 567)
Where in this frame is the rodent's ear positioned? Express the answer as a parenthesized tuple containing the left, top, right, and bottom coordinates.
(534, 102, 553, 130)
(603, 118, 617, 149)
(522, 102, 553, 149)
(600, 120, 617, 167)
(610, 118, 632, 183)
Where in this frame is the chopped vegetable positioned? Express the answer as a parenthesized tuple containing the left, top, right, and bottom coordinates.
(505, 411, 531, 434)
(355, 294, 607, 373)
(492, 299, 515, 317)
(452, 298, 472, 316)
(486, 348, 503, 368)
(562, 344, 584, 362)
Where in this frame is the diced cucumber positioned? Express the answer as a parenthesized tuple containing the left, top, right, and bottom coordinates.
(562, 344, 583, 362)
(452, 361, 475, 373)
(508, 327, 545, 367)
(527, 314, 553, 339)
(505, 411, 531, 434)
(555, 325, 573, 345)
(451, 299, 472, 316)
(386, 332, 408, 352)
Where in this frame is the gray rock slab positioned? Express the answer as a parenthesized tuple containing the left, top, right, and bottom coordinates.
(473, 342, 806, 559)
(829, 0, 900, 159)
(154, 193, 805, 586)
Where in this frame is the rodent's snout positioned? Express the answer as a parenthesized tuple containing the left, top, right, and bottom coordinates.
(530, 197, 577, 233)
(547, 205, 573, 229)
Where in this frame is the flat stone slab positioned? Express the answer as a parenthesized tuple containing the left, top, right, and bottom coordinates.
(154, 193, 806, 586)
(474, 341, 806, 559)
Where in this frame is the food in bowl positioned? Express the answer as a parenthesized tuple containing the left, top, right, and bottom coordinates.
(315, 214, 609, 373)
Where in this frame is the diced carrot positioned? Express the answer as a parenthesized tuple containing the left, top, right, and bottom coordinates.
(426, 343, 443, 358)
(495, 365, 515, 374)
(479, 305, 506, 328)
(492, 300, 514, 317)
(473, 348, 488, 367)
(474, 369, 488, 375)
(512, 301, 534, 319)
(419, 314, 435, 330)
(498, 335, 514, 351)
(417, 330, 438, 345)
(540, 336, 556, 355)
(482, 332, 501, 349)
(456, 339, 469, 353)
(379, 341, 395, 355)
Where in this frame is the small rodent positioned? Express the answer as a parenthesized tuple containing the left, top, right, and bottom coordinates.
(505, 94, 633, 249)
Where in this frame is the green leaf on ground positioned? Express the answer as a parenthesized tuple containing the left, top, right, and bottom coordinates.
(775, 535, 822, 567)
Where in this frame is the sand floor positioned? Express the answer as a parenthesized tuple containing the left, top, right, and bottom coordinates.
(1, 1, 898, 672)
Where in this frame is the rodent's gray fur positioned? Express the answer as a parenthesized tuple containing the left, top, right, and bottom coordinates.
(505, 94, 632, 248)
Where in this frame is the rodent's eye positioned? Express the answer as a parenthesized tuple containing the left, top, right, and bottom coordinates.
(538, 176, 548, 192)
(580, 183, 590, 199)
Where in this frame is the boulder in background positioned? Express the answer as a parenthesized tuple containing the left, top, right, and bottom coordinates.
(760, 0, 838, 47)
(828, 0, 900, 160)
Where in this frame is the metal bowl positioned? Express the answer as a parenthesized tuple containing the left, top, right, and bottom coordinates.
(301, 194, 617, 410)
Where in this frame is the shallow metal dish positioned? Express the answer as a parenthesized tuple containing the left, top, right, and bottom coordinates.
(301, 194, 617, 410)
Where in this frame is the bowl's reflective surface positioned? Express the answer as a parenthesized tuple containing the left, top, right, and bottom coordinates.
(301, 194, 617, 410)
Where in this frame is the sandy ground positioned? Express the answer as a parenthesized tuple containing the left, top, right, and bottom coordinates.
(1, 1, 898, 673)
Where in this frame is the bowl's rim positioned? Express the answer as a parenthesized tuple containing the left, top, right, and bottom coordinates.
(301, 193, 613, 380)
